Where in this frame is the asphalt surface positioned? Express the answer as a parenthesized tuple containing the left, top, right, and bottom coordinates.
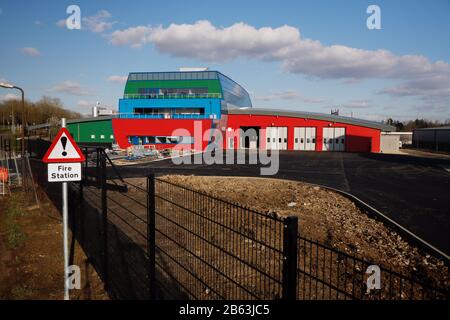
(114, 151, 450, 256)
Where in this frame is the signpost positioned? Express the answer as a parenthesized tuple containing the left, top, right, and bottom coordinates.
(43, 118, 85, 300)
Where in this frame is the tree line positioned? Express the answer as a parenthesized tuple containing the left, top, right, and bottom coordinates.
(384, 118, 450, 132)
(0, 96, 81, 128)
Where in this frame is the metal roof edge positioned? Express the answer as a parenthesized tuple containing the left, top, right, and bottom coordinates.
(226, 108, 395, 131)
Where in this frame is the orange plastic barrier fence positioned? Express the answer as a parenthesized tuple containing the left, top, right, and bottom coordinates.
(0, 167, 8, 183)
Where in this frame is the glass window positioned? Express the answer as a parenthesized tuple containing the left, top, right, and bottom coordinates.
(175, 72, 181, 80)
(218, 73, 252, 109)
(156, 136, 168, 144)
(267, 138, 271, 143)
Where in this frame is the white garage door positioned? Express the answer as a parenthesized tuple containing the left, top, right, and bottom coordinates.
(266, 127, 288, 150)
(294, 127, 316, 151)
(322, 127, 346, 151)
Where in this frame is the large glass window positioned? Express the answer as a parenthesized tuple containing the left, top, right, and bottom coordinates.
(128, 71, 219, 82)
(218, 73, 252, 109)
(133, 107, 204, 115)
(136, 87, 209, 96)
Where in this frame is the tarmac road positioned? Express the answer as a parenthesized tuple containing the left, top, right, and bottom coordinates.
(113, 151, 450, 256)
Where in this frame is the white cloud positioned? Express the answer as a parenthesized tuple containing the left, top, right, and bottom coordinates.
(21, 47, 41, 56)
(0, 93, 19, 101)
(83, 10, 115, 33)
(107, 75, 128, 84)
(49, 80, 93, 96)
(379, 74, 450, 101)
(342, 100, 372, 109)
(110, 25, 154, 48)
(57, 10, 115, 33)
(255, 90, 301, 102)
(77, 100, 94, 108)
(109, 20, 450, 103)
(255, 90, 326, 104)
(56, 19, 66, 28)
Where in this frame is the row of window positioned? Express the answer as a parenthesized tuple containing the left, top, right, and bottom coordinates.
(128, 72, 218, 81)
(294, 138, 316, 144)
(272, 138, 344, 144)
(133, 107, 204, 115)
(325, 138, 345, 144)
(268, 138, 288, 143)
(90, 134, 114, 140)
(128, 136, 194, 145)
(137, 87, 209, 95)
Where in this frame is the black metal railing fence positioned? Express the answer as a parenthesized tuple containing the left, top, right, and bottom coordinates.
(26, 139, 448, 300)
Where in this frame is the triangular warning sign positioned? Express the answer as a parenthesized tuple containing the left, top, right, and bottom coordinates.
(43, 128, 86, 163)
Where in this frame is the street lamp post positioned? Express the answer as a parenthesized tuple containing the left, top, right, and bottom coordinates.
(0, 82, 26, 156)
(0, 82, 26, 185)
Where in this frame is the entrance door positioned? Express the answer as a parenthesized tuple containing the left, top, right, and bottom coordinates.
(335, 127, 346, 151)
(240, 126, 260, 149)
(266, 127, 287, 150)
(323, 128, 333, 151)
(266, 127, 277, 150)
(278, 127, 287, 150)
(305, 127, 316, 150)
(322, 127, 346, 151)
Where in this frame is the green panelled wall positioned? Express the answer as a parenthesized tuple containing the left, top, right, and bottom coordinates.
(67, 119, 114, 144)
(124, 80, 222, 95)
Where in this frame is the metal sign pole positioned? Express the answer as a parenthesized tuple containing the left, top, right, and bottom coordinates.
(61, 117, 69, 300)
(43, 118, 85, 300)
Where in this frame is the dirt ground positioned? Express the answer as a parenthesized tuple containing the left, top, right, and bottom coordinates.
(0, 189, 108, 300)
(153, 175, 449, 288)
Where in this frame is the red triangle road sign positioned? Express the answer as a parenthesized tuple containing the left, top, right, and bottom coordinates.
(42, 128, 86, 163)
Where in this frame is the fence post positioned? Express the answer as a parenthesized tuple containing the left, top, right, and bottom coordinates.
(100, 150, 108, 292)
(96, 148, 101, 187)
(84, 147, 88, 168)
(79, 164, 84, 246)
(282, 216, 298, 300)
(147, 174, 156, 300)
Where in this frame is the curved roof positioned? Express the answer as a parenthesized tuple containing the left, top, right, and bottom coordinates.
(226, 108, 395, 131)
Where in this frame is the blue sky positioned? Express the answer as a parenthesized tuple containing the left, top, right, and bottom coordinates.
(0, 0, 449, 122)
